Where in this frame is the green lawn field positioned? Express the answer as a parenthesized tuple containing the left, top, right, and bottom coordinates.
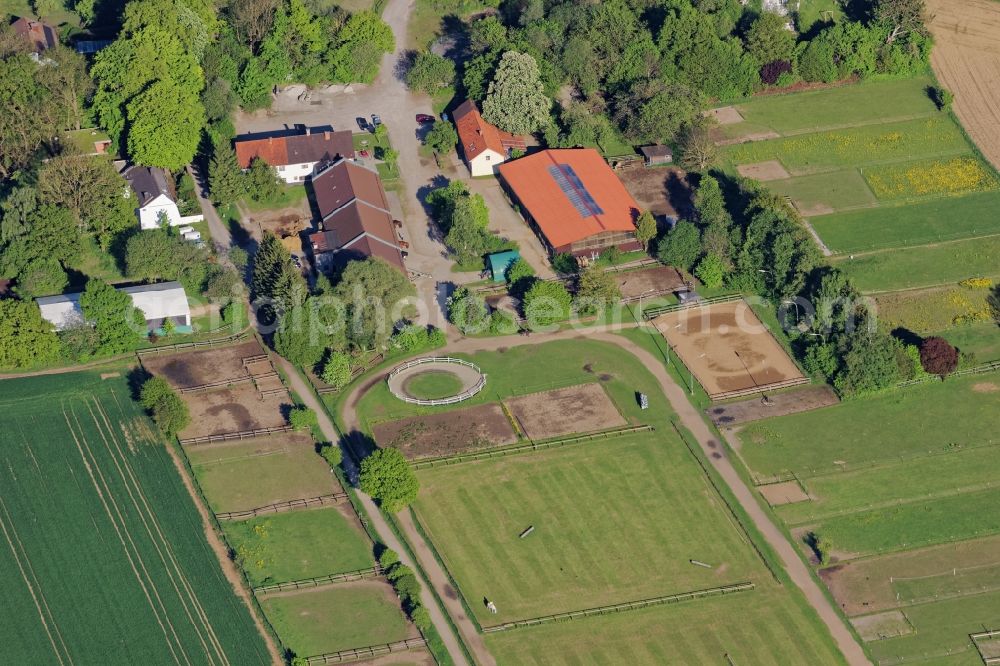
(866, 590, 1000, 665)
(768, 169, 876, 213)
(0, 371, 271, 664)
(260, 583, 412, 658)
(414, 430, 761, 623)
(188, 437, 340, 513)
(222, 507, 373, 586)
(777, 445, 1000, 527)
(357, 339, 676, 429)
(815, 486, 1000, 557)
(831, 234, 1000, 292)
(726, 77, 937, 137)
(737, 373, 1000, 478)
(402, 369, 464, 400)
(727, 116, 969, 173)
(811, 190, 1000, 255)
(486, 582, 846, 666)
(941, 321, 1000, 362)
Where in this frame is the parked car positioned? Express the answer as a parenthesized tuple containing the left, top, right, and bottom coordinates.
(370, 114, 382, 127)
(355, 117, 368, 131)
(415, 113, 435, 124)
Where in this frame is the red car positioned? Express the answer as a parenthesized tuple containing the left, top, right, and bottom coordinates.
(415, 114, 435, 124)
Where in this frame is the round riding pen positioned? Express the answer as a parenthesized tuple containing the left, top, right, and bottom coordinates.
(386, 357, 487, 406)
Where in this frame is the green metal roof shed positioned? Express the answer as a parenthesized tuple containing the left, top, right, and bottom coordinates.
(487, 250, 521, 282)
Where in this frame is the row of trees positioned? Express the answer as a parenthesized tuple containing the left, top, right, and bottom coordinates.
(403, 0, 931, 152)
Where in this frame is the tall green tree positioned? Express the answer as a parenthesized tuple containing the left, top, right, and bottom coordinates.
(246, 157, 279, 202)
(39, 155, 137, 245)
(333, 258, 415, 350)
(424, 121, 457, 155)
(482, 51, 551, 135)
(575, 265, 619, 315)
(79, 279, 147, 354)
(523, 279, 572, 326)
(359, 448, 418, 512)
(745, 12, 795, 65)
(0, 55, 58, 179)
(274, 297, 329, 368)
(405, 52, 455, 94)
(91, 3, 207, 169)
(634, 210, 657, 251)
(656, 220, 701, 271)
(328, 11, 394, 83)
(0, 300, 61, 368)
(208, 142, 246, 205)
(139, 376, 191, 435)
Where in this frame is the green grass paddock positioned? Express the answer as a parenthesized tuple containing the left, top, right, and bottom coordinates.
(0, 371, 271, 664)
(727, 116, 970, 173)
(401, 370, 465, 400)
(940, 321, 1000, 362)
(769, 169, 876, 213)
(260, 583, 411, 658)
(738, 373, 1000, 478)
(727, 77, 937, 136)
(812, 190, 1000, 255)
(222, 507, 373, 586)
(413, 431, 761, 623)
(832, 234, 1000, 292)
(486, 582, 847, 666)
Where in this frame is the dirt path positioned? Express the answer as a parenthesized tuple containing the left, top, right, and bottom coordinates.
(164, 443, 284, 666)
(275, 356, 472, 666)
(435, 329, 870, 665)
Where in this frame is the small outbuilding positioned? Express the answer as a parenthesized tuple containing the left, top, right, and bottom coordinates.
(487, 250, 521, 283)
(640, 145, 673, 167)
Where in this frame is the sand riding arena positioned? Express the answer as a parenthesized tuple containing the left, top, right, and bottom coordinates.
(386, 357, 487, 406)
(651, 298, 807, 401)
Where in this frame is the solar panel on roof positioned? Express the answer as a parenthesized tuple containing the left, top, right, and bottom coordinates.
(547, 164, 604, 218)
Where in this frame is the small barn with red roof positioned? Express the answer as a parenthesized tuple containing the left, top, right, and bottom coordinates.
(453, 100, 526, 177)
(498, 148, 642, 259)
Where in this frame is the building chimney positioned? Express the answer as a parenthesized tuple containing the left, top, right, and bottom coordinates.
(324, 131, 330, 140)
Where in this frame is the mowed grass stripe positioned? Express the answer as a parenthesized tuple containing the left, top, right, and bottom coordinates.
(778, 444, 1000, 526)
(737, 373, 1000, 477)
(414, 433, 763, 624)
(485, 587, 847, 665)
(815, 486, 1000, 557)
(0, 373, 270, 665)
(812, 189, 1000, 255)
(832, 234, 1000, 292)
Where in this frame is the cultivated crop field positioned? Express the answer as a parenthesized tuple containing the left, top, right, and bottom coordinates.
(0, 371, 271, 664)
(927, 0, 1000, 171)
(735, 374, 1000, 663)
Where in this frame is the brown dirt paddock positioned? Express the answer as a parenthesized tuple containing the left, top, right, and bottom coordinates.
(820, 533, 1000, 616)
(372, 403, 518, 460)
(616, 164, 692, 219)
(927, 0, 1000, 171)
(179, 386, 290, 439)
(186, 434, 342, 513)
(142, 340, 269, 388)
(504, 382, 626, 441)
(652, 300, 805, 399)
(615, 265, 686, 301)
(736, 160, 790, 181)
(708, 385, 838, 426)
(758, 481, 811, 507)
(850, 611, 914, 642)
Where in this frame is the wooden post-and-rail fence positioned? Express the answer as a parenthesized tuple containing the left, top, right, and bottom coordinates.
(303, 637, 428, 665)
(215, 492, 348, 521)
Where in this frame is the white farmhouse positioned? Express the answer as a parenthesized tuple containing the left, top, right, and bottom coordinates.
(235, 128, 356, 184)
(120, 165, 204, 230)
(36, 281, 192, 333)
(453, 100, 526, 177)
